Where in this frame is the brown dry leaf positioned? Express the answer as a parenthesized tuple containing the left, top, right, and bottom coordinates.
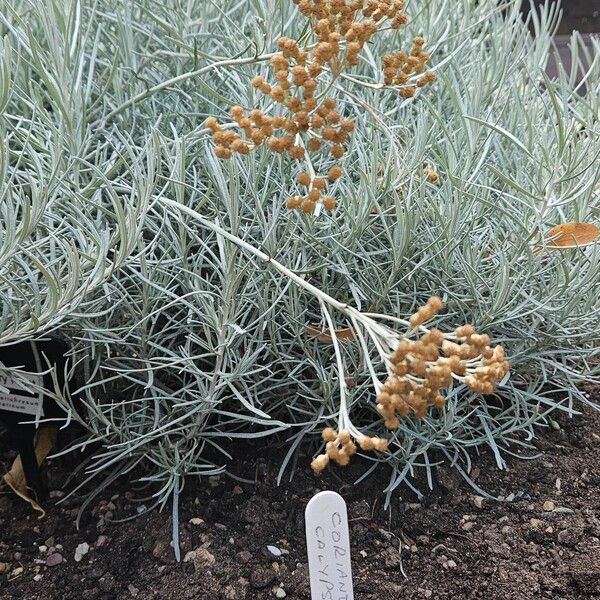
(545, 222, 599, 249)
(305, 325, 355, 343)
(2, 427, 56, 517)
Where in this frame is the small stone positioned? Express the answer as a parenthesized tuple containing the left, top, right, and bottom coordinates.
(557, 528, 582, 547)
(44, 537, 55, 548)
(530, 518, 542, 528)
(267, 545, 282, 557)
(233, 485, 243, 495)
(95, 535, 108, 547)
(250, 567, 276, 589)
(38, 545, 48, 553)
(543, 501, 556, 512)
(274, 587, 287, 598)
(462, 522, 475, 531)
(189, 518, 204, 526)
(127, 584, 139, 597)
(446, 559, 457, 569)
(472, 496, 484, 509)
(183, 548, 215, 570)
(46, 553, 63, 567)
(153, 541, 166, 558)
(13, 552, 22, 560)
(33, 574, 43, 582)
(74, 542, 90, 562)
(0, 562, 9, 574)
(237, 550, 252, 564)
(10, 567, 24, 578)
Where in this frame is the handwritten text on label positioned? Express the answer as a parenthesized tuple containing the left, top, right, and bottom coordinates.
(305, 491, 353, 600)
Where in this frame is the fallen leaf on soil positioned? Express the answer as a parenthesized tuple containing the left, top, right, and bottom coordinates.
(2, 427, 56, 517)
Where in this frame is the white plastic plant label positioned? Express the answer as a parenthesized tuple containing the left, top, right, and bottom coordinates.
(0, 371, 44, 417)
(305, 490, 353, 600)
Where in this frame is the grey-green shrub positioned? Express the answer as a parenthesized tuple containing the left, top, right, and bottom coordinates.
(0, 0, 598, 553)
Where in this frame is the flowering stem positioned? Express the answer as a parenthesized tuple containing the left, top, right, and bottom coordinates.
(161, 198, 351, 314)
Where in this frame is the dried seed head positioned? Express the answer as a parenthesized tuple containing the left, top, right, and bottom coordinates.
(311, 454, 330, 473)
(286, 196, 301, 209)
(213, 145, 231, 159)
(322, 196, 336, 211)
(328, 165, 343, 180)
(297, 171, 311, 186)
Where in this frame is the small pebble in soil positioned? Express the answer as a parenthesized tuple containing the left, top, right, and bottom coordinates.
(33, 574, 43, 582)
(267, 545, 282, 557)
(183, 547, 215, 570)
(46, 553, 63, 567)
(557, 527, 582, 547)
(543, 500, 556, 512)
(74, 542, 90, 562)
(250, 567, 276, 589)
(189, 517, 204, 525)
(471, 496, 484, 508)
(530, 518, 542, 528)
(10, 567, 24, 578)
(38, 545, 47, 553)
(0, 562, 9, 574)
(273, 586, 287, 598)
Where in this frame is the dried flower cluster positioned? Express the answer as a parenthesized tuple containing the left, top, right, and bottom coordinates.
(382, 37, 435, 97)
(312, 297, 509, 472)
(207, 0, 434, 213)
(311, 427, 388, 472)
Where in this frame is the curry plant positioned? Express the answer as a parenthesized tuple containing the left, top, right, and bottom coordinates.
(0, 0, 598, 558)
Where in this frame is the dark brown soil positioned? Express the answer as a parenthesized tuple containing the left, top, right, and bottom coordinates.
(0, 393, 599, 600)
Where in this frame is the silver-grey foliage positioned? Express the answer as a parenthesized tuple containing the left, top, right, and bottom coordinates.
(0, 0, 598, 550)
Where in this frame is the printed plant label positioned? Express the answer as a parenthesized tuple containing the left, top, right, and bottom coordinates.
(305, 490, 353, 600)
(0, 371, 44, 417)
